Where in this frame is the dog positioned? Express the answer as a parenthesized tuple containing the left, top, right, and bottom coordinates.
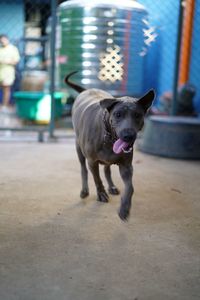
(65, 71, 155, 220)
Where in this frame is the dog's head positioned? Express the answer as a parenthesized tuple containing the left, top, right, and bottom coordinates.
(100, 90, 155, 154)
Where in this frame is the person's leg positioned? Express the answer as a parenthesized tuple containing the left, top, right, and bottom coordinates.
(2, 86, 11, 107)
(0, 85, 2, 108)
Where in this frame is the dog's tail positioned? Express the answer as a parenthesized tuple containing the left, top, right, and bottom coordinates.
(64, 71, 86, 93)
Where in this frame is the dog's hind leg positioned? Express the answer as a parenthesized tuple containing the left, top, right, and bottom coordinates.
(76, 142, 89, 198)
(88, 160, 109, 203)
(104, 165, 120, 195)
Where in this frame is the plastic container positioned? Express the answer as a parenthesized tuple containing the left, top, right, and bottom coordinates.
(139, 116, 200, 159)
(14, 91, 64, 123)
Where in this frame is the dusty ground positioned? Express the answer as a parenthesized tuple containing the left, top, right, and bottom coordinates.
(0, 136, 200, 300)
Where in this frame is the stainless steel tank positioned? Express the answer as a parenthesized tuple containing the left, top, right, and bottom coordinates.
(57, 0, 148, 96)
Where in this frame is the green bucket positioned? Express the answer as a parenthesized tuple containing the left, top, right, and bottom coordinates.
(14, 91, 64, 123)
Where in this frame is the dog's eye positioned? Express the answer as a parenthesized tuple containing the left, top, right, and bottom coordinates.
(134, 112, 141, 119)
(115, 112, 122, 119)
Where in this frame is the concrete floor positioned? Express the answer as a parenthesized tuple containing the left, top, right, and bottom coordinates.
(0, 137, 200, 300)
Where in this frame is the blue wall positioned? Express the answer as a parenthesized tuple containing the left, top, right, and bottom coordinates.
(139, 0, 200, 114)
(0, 0, 24, 103)
(0, 0, 24, 44)
(139, 0, 179, 103)
(189, 0, 200, 114)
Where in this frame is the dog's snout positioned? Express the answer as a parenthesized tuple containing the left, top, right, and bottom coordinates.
(121, 130, 137, 143)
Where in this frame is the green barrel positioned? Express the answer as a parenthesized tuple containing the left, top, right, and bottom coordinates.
(57, 0, 148, 96)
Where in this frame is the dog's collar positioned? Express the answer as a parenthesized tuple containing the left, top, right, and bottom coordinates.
(102, 110, 116, 144)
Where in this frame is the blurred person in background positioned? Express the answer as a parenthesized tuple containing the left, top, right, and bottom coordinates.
(0, 34, 20, 113)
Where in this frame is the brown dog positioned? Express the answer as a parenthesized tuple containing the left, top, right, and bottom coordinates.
(65, 72, 155, 220)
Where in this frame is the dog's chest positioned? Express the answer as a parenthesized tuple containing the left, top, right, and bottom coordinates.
(97, 146, 125, 165)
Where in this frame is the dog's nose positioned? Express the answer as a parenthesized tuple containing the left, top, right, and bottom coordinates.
(121, 130, 137, 143)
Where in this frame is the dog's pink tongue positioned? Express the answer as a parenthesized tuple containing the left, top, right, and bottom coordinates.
(113, 139, 129, 154)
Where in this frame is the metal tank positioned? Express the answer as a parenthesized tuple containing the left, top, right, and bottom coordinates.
(57, 0, 148, 96)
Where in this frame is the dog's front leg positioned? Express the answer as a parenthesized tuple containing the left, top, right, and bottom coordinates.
(104, 165, 120, 195)
(118, 163, 134, 221)
(88, 160, 109, 203)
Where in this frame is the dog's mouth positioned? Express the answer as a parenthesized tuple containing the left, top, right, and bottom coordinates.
(113, 138, 133, 154)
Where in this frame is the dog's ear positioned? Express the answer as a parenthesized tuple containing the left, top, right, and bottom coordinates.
(100, 98, 119, 112)
(137, 89, 155, 113)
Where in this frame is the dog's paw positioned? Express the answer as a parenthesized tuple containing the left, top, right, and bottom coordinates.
(108, 186, 120, 195)
(80, 188, 89, 198)
(118, 204, 130, 221)
(97, 191, 109, 203)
